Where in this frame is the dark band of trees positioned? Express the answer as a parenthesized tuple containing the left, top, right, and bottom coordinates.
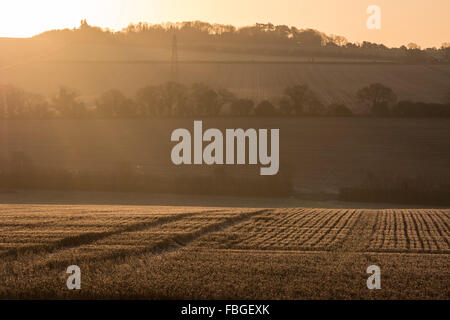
(1, 82, 449, 119)
(37, 20, 450, 63)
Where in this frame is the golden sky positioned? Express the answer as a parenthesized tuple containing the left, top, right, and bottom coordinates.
(0, 0, 449, 48)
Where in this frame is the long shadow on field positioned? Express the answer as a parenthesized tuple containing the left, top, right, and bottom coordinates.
(0, 209, 221, 260)
(42, 209, 270, 270)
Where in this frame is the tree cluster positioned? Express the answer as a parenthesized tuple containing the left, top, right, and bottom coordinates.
(0, 83, 347, 119)
(1, 82, 449, 119)
(35, 20, 450, 63)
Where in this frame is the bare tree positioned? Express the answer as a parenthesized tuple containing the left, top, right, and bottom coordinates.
(230, 98, 254, 116)
(190, 83, 220, 116)
(96, 89, 135, 118)
(52, 86, 86, 118)
(357, 83, 396, 116)
(284, 84, 322, 115)
(136, 85, 161, 117)
(255, 100, 278, 116)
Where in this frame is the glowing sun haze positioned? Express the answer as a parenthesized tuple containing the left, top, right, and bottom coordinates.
(0, 0, 449, 48)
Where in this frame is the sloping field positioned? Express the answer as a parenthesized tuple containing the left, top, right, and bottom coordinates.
(0, 40, 393, 67)
(3, 61, 449, 109)
(0, 203, 448, 299)
(1, 41, 449, 108)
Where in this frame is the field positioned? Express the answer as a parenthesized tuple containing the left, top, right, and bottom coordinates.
(1, 118, 450, 194)
(1, 41, 449, 109)
(0, 193, 448, 299)
(1, 39, 449, 300)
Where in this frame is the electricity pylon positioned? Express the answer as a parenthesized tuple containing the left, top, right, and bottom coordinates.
(171, 34, 179, 82)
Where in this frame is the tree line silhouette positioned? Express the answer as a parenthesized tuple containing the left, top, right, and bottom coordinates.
(0, 151, 293, 197)
(36, 20, 450, 63)
(1, 82, 450, 119)
(339, 172, 450, 206)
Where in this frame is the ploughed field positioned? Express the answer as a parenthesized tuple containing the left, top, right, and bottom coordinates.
(0, 204, 448, 299)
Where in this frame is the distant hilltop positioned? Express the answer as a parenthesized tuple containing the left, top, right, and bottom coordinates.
(32, 20, 450, 63)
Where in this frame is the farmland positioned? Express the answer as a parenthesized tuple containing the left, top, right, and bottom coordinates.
(1, 41, 449, 109)
(1, 118, 450, 195)
(0, 195, 448, 299)
(4, 60, 449, 109)
(1, 38, 449, 300)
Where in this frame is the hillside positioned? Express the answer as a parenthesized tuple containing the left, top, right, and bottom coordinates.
(1, 41, 449, 110)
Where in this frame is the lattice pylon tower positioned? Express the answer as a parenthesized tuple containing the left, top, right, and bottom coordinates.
(171, 34, 179, 82)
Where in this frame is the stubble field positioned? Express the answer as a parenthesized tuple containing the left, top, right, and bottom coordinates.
(0, 201, 448, 299)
